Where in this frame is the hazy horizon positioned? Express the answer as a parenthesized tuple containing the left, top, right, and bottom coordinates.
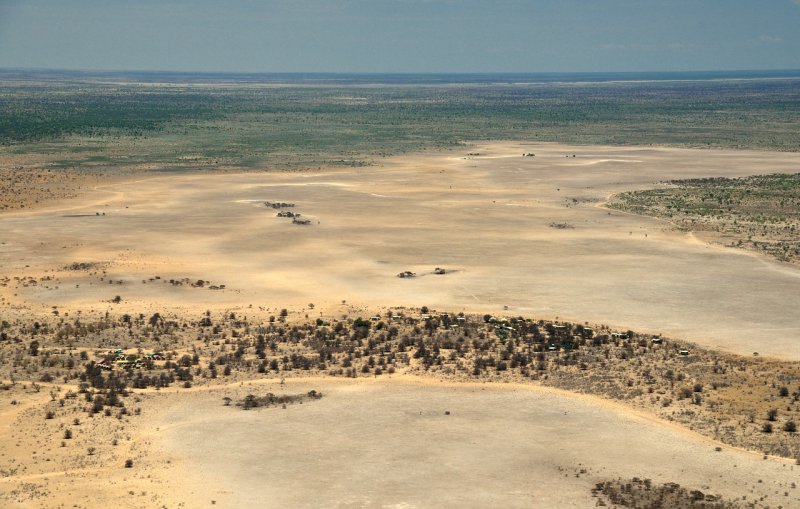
(3, 67, 800, 76)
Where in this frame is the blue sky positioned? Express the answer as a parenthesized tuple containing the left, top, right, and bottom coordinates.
(1, 0, 799, 72)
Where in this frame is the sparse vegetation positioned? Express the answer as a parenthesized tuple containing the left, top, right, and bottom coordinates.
(234, 390, 322, 410)
(1, 307, 798, 459)
(2, 72, 800, 211)
(2, 71, 800, 507)
(608, 173, 800, 263)
(593, 478, 746, 508)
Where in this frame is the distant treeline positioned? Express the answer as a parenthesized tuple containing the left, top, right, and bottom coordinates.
(2, 76, 800, 153)
(0, 87, 220, 141)
(2, 68, 798, 85)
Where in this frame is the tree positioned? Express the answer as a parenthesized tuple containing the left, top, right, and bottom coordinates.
(92, 395, 106, 414)
(29, 340, 40, 356)
(149, 313, 162, 327)
(784, 421, 797, 433)
(353, 317, 371, 329)
(256, 335, 266, 359)
(767, 409, 778, 421)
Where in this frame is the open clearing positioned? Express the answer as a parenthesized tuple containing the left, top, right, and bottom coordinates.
(3, 377, 797, 508)
(156, 378, 800, 508)
(2, 142, 799, 359)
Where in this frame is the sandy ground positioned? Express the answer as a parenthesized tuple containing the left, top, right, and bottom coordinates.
(160, 378, 800, 509)
(1, 142, 799, 359)
(3, 377, 798, 508)
(2, 142, 800, 508)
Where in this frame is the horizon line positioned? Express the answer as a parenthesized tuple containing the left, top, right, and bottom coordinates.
(3, 66, 800, 75)
(2, 67, 800, 86)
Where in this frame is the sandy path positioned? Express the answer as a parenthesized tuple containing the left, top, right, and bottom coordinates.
(1, 142, 799, 359)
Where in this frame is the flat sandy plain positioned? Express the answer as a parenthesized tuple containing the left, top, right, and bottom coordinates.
(2, 142, 799, 358)
(2, 377, 799, 508)
(159, 378, 800, 508)
(2, 142, 800, 508)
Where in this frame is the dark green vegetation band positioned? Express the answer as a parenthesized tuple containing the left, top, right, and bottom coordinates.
(2, 77, 800, 169)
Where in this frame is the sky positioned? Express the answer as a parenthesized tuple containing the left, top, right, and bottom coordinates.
(0, 0, 799, 73)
